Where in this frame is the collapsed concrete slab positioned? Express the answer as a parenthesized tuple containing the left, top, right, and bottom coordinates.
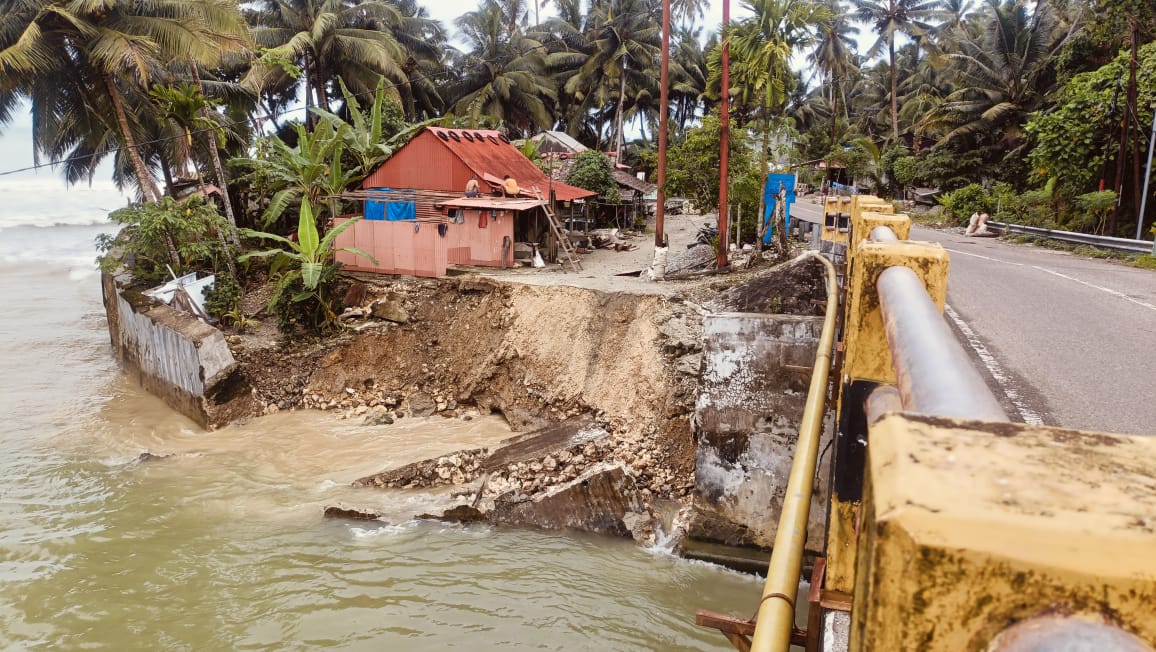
(684, 313, 832, 562)
(102, 272, 257, 429)
(489, 463, 650, 539)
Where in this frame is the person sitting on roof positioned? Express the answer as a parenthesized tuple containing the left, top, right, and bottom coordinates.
(464, 175, 480, 197)
(503, 175, 520, 198)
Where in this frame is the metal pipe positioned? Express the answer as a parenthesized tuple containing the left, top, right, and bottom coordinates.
(655, 0, 670, 249)
(877, 266, 1009, 422)
(866, 385, 903, 424)
(749, 252, 839, 652)
(870, 225, 898, 242)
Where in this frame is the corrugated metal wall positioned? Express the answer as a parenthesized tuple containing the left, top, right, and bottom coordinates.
(362, 132, 473, 193)
(334, 214, 515, 278)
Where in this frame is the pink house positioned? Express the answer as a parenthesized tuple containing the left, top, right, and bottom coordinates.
(334, 127, 596, 278)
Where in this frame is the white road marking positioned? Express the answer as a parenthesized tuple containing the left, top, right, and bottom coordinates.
(1030, 266, 1156, 313)
(945, 247, 1156, 312)
(944, 304, 1045, 426)
(944, 247, 1025, 266)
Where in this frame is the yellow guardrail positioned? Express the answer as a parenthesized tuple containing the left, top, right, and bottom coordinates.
(748, 251, 839, 652)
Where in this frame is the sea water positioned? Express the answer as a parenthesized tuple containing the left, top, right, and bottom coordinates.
(0, 172, 760, 650)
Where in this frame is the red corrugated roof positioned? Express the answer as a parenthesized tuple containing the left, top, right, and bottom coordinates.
(425, 127, 596, 202)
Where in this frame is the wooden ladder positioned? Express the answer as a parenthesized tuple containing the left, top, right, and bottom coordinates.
(534, 188, 582, 272)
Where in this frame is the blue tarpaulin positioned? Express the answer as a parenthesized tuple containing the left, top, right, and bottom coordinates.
(365, 188, 417, 221)
(762, 173, 796, 244)
(386, 200, 416, 221)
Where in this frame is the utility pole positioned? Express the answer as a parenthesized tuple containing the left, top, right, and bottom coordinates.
(656, 0, 670, 250)
(717, 0, 730, 269)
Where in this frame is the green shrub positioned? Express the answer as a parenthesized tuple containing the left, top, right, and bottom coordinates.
(268, 265, 344, 337)
(937, 183, 991, 225)
(96, 196, 231, 284)
(203, 274, 242, 324)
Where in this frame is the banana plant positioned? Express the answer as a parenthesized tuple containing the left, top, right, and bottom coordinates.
(230, 119, 357, 227)
(238, 200, 375, 290)
(311, 77, 440, 178)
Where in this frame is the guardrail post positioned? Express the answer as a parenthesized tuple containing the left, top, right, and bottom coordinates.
(826, 239, 949, 596)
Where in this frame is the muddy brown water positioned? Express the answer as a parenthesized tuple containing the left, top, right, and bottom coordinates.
(0, 229, 759, 650)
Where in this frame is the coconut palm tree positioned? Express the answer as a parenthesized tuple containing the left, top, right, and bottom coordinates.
(670, 26, 709, 131)
(246, 0, 443, 121)
(0, 0, 249, 201)
(564, 0, 660, 158)
(924, 0, 1068, 146)
(854, 0, 946, 140)
(809, 0, 860, 143)
(446, 1, 556, 136)
(723, 0, 830, 250)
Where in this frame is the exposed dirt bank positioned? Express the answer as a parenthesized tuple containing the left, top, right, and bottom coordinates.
(223, 253, 826, 543)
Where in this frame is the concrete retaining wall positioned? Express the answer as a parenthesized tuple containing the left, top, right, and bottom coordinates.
(101, 273, 255, 429)
(685, 313, 832, 562)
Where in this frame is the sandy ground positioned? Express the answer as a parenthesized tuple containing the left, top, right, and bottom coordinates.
(471, 210, 717, 295)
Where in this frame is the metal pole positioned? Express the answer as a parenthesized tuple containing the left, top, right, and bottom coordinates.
(656, 0, 670, 249)
(1136, 101, 1156, 242)
(717, 0, 730, 269)
(749, 253, 838, 652)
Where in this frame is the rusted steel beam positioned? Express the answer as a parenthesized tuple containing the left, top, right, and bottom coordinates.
(876, 266, 1008, 422)
(697, 610, 753, 652)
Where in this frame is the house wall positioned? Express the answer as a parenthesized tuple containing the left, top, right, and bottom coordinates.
(362, 132, 474, 193)
(334, 211, 516, 278)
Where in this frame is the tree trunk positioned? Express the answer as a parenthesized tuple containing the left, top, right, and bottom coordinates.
(613, 66, 627, 163)
(315, 67, 330, 113)
(303, 54, 315, 128)
(755, 106, 771, 255)
(829, 74, 839, 146)
(889, 38, 899, 141)
(192, 63, 240, 245)
(104, 74, 161, 202)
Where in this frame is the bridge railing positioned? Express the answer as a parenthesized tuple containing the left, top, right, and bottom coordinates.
(736, 200, 1156, 652)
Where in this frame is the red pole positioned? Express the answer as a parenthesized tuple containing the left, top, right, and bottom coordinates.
(717, 0, 730, 269)
(656, 0, 670, 249)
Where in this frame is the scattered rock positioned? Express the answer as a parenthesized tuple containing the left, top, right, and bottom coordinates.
(408, 392, 437, 417)
(323, 505, 384, 521)
(370, 293, 409, 323)
(363, 412, 394, 426)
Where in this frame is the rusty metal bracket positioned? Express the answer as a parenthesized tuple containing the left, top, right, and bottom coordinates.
(695, 610, 806, 652)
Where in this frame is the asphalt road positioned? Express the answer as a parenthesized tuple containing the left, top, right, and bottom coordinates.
(792, 199, 1156, 435)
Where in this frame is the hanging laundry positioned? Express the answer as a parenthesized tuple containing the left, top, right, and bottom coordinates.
(437, 223, 448, 237)
(478, 211, 488, 228)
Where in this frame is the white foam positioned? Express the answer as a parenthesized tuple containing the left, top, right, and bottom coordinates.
(350, 523, 411, 538)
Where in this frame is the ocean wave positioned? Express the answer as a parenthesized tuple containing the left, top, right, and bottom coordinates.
(0, 219, 113, 230)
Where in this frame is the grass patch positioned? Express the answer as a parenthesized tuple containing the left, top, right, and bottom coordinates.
(1000, 233, 1147, 263)
(1129, 254, 1156, 270)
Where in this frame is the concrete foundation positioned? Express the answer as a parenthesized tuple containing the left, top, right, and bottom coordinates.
(685, 313, 832, 557)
